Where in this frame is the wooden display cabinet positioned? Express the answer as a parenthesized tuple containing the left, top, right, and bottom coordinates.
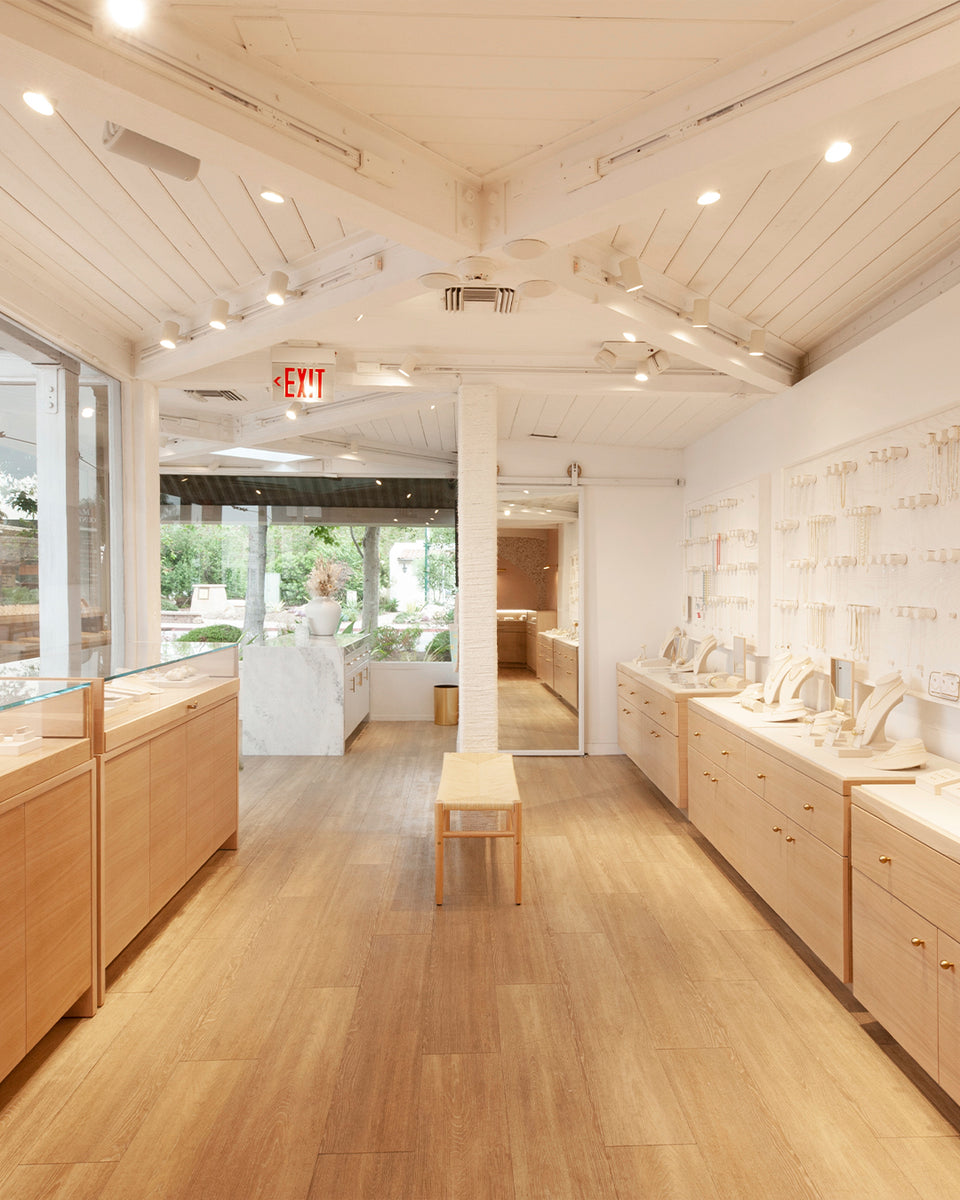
(685, 696, 920, 982)
(850, 785, 960, 1103)
(0, 680, 96, 1083)
(93, 644, 240, 996)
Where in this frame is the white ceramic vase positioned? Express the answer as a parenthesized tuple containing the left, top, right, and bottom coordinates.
(304, 596, 341, 637)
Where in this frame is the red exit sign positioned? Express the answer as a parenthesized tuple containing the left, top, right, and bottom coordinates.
(273, 365, 326, 401)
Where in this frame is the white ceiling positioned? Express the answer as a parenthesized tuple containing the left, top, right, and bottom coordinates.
(3, 1, 960, 478)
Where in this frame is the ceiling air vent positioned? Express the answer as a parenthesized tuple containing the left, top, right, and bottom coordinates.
(444, 285, 516, 313)
(187, 389, 250, 404)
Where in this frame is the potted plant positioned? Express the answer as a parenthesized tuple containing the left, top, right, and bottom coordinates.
(303, 554, 351, 636)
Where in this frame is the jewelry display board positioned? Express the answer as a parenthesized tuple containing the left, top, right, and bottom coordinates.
(775, 403, 960, 702)
(681, 475, 770, 655)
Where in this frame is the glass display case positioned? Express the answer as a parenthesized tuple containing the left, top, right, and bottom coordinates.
(0, 678, 93, 803)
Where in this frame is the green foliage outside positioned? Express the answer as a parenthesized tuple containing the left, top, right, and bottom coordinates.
(177, 623, 242, 643)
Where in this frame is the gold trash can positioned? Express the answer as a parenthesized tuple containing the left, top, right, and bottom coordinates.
(434, 684, 459, 725)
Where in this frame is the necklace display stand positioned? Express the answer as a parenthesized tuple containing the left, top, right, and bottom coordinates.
(778, 656, 815, 702)
(853, 671, 908, 746)
(762, 651, 793, 706)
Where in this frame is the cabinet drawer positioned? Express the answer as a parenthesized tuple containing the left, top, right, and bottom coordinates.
(851, 806, 960, 942)
(786, 820, 848, 981)
(749, 744, 845, 854)
(688, 746, 720, 846)
(852, 870, 939, 1077)
(687, 714, 747, 782)
(618, 699, 644, 767)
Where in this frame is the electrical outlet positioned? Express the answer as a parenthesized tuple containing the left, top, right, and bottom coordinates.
(928, 671, 960, 701)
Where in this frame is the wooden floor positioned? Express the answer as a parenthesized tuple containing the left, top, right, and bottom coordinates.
(2, 722, 960, 1199)
(498, 666, 579, 751)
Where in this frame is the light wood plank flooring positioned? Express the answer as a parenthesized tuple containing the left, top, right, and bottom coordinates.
(498, 666, 579, 751)
(2, 721, 960, 1199)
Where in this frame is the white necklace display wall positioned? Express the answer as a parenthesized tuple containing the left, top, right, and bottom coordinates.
(681, 475, 769, 656)
(775, 403, 960, 703)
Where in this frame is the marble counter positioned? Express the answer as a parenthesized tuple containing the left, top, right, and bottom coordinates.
(240, 635, 370, 755)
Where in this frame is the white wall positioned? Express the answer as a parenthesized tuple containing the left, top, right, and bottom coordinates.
(682, 285, 960, 760)
(582, 484, 684, 755)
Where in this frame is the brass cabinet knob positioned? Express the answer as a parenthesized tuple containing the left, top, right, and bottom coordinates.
(721, 749, 730, 756)
(643, 699, 650, 705)
(756, 773, 766, 780)
(693, 730, 701, 737)
(785, 835, 796, 843)
(772, 825, 782, 833)
(803, 803, 814, 811)
(650, 731, 660, 738)
(879, 855, 891, 864)
(660, 710, 668, 716)
(186, 701, 199, 710)
(911, 938, 925, 947)
(941, 960, 956, 970)
(711, 777, 718, 784)
(622, 708, 630, 714)
(703, 771, 711, 777)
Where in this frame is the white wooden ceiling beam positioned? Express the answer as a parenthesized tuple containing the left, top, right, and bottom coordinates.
(0, 1, 481, 262)
(494, 1, 960, 249)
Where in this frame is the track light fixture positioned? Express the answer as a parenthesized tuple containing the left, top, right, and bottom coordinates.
(398, 353, 418, 378)
(208, 298, 240, 330)
(266, 270, 291, 305)
(594, 346, 617, 371)
(689, 298, 710, 328)
(286, 401, 303, 420)
(159, 320, 180, 349)
(618, 257, 644, 292)
(634, 363, 650, 382)
(748, 329, 766, 357)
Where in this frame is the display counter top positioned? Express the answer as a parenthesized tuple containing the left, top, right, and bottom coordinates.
(617, 661, 736, 697)
(688, 695, 942, 791)
(0, 678, 93, 807)
(851, 781, 960, 864)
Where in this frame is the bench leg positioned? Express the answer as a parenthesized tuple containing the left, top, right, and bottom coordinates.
(514, 802, 522, 904)
(435, 802, 444, 905)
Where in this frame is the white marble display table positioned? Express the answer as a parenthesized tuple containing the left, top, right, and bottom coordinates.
(240, 634, 370, 755)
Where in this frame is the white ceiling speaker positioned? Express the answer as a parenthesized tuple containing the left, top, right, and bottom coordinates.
(504, 238, 549, 260)
(419, 272, 459, 290)
(517, 279, 557, 299)
(456, 256, 499, 281)
(102, 123, 200, 181)
(618, 257, 644, 292)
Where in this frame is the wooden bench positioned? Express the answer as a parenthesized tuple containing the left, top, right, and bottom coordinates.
(435, 751, 522, 904)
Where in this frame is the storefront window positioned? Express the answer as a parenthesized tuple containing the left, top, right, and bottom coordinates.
(0, 316, 119, 664)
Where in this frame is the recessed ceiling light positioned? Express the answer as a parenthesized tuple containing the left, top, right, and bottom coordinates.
(22, 91, 55, 116)
(260, 189, 284, 203)
(517, 279, 556, 299)
(824, 141, 852, 163)
(697, 190, 721, 205)
(418, 272, 459, 290)
(107, 0, 147, 30)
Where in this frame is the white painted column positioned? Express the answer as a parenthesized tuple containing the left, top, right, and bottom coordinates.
(456, 383, 498, 750)
(35, 362, 81, 673)
(121, 381, 161, 649)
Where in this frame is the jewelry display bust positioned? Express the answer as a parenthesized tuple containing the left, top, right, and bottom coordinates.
(853, 671, 908, 746)
(778, 656, 815, 702)
(762, 650, 794, 706)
